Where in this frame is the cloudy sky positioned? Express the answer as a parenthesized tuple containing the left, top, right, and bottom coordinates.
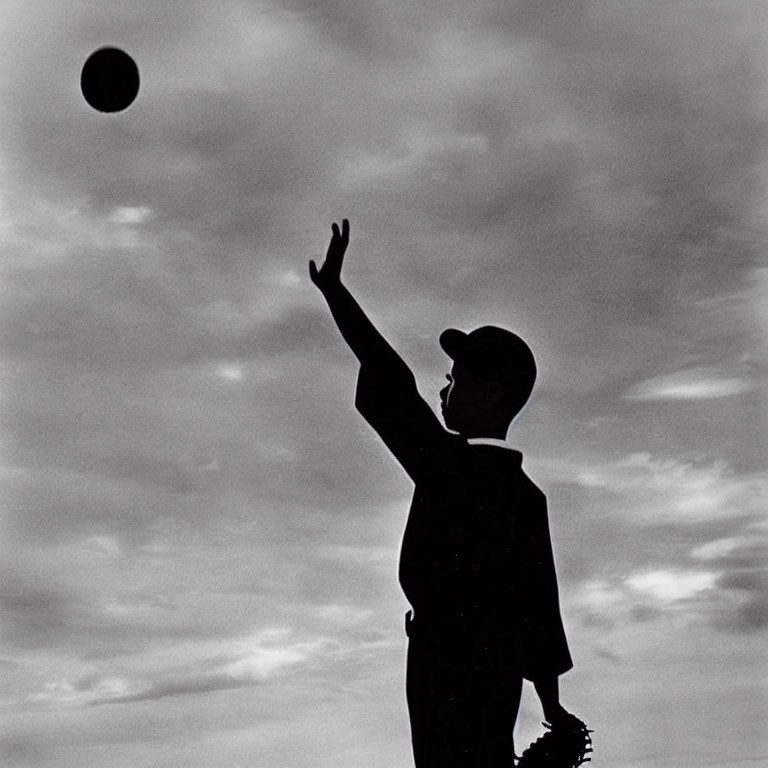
(1, 1, 766, 766)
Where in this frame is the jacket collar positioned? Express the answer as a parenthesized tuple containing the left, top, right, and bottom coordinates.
(466, 437, 513, 449)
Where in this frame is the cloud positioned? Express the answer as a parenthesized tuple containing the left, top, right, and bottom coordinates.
(0, 574, 82, 651)
(109, 205, 153, 225)
(575, 566, 758, 634)
(0, 556, 192, 654)
(0, 194, 343, 380)
(625, 368, 753, 400)
(26, 628, 334, 707)
(690, 525, 768, 631)
(285, 0, 434, 63)
(575, 569, 717, 626)
(625, 569, 717, 603)
(573, 452, 767, 525)
(572, 517, 768, 636)
(690, 532, 768, 569)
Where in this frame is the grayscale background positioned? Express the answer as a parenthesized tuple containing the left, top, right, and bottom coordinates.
(1, 1, 766, 766)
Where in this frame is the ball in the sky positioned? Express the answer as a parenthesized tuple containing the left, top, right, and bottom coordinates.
(80, 47, 140, 113)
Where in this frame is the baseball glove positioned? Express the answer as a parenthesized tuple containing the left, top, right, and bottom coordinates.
(516, 712, 593, 768)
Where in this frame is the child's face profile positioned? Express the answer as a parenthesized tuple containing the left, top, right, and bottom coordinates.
(439, 363, 506, 436)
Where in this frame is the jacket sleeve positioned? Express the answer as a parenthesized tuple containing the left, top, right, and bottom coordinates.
(514, 489, 573, 679)
(355, 360, 449, 484)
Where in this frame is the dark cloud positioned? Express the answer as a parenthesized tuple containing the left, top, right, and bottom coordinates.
(283, 0, 432, 62)
(578, 612, 614, 631)
(0, 566, 159, 653)
(629, 604, 662, 623)
(713, 556, 768, 632)
(717, 569, 768, 593)
(0, 735, 48, 768)
(735, 593, 768, 630)
(592, 645, 620, 663)
(406, 1, 767, 387)
(0, 576, 78, 651)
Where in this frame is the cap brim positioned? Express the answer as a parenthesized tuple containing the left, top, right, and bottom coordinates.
(439, 328, 467, 359)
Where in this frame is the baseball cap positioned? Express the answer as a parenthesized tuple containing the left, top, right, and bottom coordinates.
(439, 325, 537, 407)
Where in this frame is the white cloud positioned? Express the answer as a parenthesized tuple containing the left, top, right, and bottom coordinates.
(574, 554, 768, 638)
(626, 569, 716, 603)
(576, 568, 718, 624)
(223, 628, 323, 680)
(31, 627, 332, 707)
(690, 537, 743, 562)
(275, 269, 302, 287)
(216, 361, 244, 381)
(574, 452, 767, 524)
(577, 579, 626, 611)
(625, 368, 752, 400)
(109, 206, 153, 225)
(690, 532, 768, 564)
(32, 675, 133, 706)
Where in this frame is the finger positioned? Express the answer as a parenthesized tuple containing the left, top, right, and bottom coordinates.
(332, 222, 340, 239)
(342, 218, 349, 242)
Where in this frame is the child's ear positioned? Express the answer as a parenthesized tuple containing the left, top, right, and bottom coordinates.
(482, 380, 504, 408)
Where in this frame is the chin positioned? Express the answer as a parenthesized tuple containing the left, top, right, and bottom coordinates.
(441, 409, 461, 434)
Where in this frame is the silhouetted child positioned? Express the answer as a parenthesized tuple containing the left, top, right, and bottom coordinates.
(311, 220, 577, 767)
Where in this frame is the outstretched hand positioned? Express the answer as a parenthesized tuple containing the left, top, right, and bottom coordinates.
(309, 219, 349, 292)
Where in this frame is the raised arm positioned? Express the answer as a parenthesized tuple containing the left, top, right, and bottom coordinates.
(310, 219, 446, 481)
(309, 219, 408, 374)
